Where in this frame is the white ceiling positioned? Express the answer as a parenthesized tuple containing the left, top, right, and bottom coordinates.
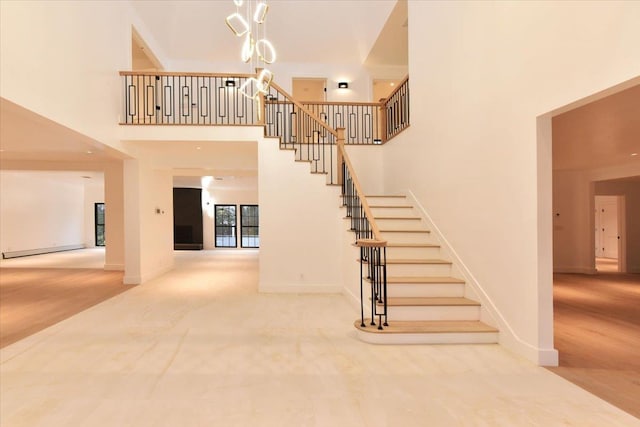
(130, 0, 397, 66)
(553, 84, 640, 171)
(0, 98, 126, 166)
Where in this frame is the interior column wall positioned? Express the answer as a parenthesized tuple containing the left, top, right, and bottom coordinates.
(123, 159, 173, 284)
(104, 161, 125, 270)
(258, 138, 343, 292)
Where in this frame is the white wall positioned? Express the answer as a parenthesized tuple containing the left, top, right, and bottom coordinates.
(383, 1, 640, 365)
(258, 137, 343, 292)
(0, 171, 84, 254)
(553, 163, 640, 274)
(552, 170, 595, 273)
(1, 2, 127, 151)
(344, 145, 385, 195)
(595, 180, 640, 273)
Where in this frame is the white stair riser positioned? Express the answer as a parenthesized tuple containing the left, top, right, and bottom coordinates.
(366, 198, 410, 207)
(385, 305, 480, 321)
(385, 246, 442, 259)
(386, 283, 465, 298)
(375, 219, 424, 230)
(379, 231, 432, 243)
(385, 263, 452, 277)
(355, 330, 499, 345)
(370, 207, 416, 216)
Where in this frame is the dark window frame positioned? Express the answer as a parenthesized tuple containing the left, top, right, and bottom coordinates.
(95, 202, 105, 247)
(215, 204, 237, 248)
(240, 204, 259, 248)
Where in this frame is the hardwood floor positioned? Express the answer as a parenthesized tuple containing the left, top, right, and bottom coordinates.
(549, 271, 640, 418)
(0, 268, 127, 348)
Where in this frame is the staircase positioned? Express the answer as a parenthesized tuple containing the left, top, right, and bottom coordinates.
(350, 195, 498, 344)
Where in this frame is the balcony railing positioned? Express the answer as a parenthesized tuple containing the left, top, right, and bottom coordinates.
(120, 71, 260, 125)
(383, 76, 409, 141)
(302, 102, 383, 145)
(263, 81, 339, 184)
(120, 71, 409, 144)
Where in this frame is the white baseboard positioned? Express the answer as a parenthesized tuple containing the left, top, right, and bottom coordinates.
(123, 263, 174, 285)
(404, 190, 560, 366)
(500, 332, 559, 366)
(2, 244, 84, 259)
(123, 275, 141, 285)
(259, 283, 342, 294)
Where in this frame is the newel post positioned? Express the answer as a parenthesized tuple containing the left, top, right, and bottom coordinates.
(337, 128, 345, 186)
(379, 101, 388, 143)
(255, 68, 266, 126)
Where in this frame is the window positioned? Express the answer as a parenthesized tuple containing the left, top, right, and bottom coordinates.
(241, 205, 259, 248)
(95, 203, 105, 246)
(215, 205, 237, 247)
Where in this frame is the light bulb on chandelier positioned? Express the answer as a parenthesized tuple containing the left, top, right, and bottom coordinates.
(225, 0, 277, 100)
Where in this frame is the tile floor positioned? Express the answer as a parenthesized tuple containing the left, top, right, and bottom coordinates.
(1, 250, 638, 426)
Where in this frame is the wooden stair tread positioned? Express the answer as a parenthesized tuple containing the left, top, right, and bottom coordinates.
(386, 243, 440, 248)
(379, 229, 430, 233)
(384, 276, 465, 284)
(365, 195, 406, 198)
(374, 216, 421, 220)
(388, 258, 451, 265)
(369, 205, 412, 208)
(354, 319, 498, 334)
(382, 297, 479, 306)
(359, 258, 451, 265)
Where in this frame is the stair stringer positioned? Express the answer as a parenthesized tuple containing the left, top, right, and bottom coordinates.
(403, 190, 553, 361)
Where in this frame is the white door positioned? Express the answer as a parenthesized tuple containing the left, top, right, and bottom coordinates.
(595, 196, 618, 259)
(602, 201, 618, 258)
(594, 207, 602, 257)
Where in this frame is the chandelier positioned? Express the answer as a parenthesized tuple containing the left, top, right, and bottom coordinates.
(225, 0, 276, 101)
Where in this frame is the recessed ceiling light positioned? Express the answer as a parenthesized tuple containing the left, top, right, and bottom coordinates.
(196, 146, 201, 150)
(86, 150, 93, 154)
(632, 153, 638, 156)
(390, 82, 395, 87)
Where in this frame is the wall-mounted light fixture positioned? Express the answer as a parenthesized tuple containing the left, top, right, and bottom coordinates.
(225, 80, 236, 87)
(338, 82, 349, 89)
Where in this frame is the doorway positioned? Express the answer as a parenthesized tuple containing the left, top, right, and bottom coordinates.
(95, 203, 105, 247)
(595, 195, 622, 272)
(292, 78, 326, 102)
(372, 79, 401, 102)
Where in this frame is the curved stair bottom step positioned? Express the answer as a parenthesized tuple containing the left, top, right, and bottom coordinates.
(354, 319, 499, 345)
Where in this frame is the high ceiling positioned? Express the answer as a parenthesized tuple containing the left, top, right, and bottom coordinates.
(130, 0, 397, 66)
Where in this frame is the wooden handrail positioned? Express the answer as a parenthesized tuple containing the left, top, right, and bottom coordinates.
(119, 71, 256, 78)
(268, 81, 338, 139)
(336, 128, 386, 246)
(381, 75, 409, 105)
(301, 100, 383, 107)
